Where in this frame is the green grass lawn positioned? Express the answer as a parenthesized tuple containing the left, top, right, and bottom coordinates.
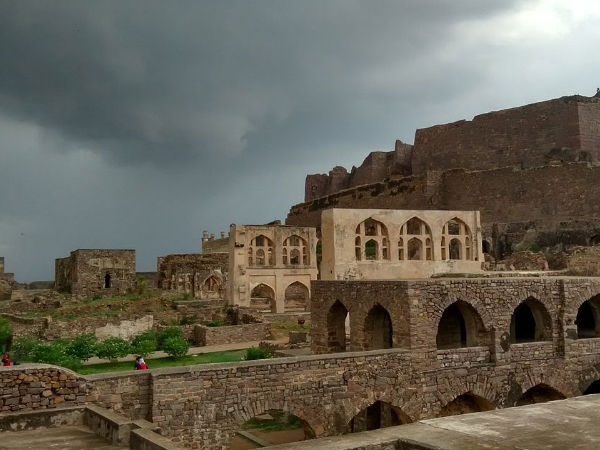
(77, 349, 246, 375)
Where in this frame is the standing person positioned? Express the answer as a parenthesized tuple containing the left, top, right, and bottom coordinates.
(1, 352, 11, 366)
(133, 356, 141, 370)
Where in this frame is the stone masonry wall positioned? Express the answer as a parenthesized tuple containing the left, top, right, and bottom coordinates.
(193, 323, 271, 346)
(4, 277, 600, 449)
(0, 366, 89, 413)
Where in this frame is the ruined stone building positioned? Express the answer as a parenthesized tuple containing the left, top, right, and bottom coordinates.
(228, 223, 318, 313)
(321, 209, 483, 280)
(157, 253, 228, 300)
(0, 257, 15, 300)
(201, 230, 230, 254)
(288, 94, 600, 262)
(54, 249, 136, 297)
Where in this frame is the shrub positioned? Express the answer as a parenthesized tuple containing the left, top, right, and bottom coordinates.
(244, 346, 272, 361)
(11, 335, 39, 362)
(29, 340, 81, 370)
(205, 320, 224, 327)
(162, 336, 189, 358)
(132, 339, 157, 357)
(157, 327, 183, 349)
(133, 329, 158, 344)
(65, 333, 97, 361)
(95, 338, 131, 362)
(0, 317, 13, 350)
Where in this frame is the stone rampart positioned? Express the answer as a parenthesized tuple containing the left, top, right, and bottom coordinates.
(193, 323, 271, 346)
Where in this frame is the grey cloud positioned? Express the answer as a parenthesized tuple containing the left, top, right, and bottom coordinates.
(0, 1, 523, 166)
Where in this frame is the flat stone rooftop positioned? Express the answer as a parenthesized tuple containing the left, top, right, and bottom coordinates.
(270, 394, 600, 450)
(0, 425, 125, 450)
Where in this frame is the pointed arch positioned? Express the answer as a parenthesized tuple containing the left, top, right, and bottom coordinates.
(283, 235, 309, 265)
(437, 300, 489, 349)
(439, 392, 495, 417)
(250, 283, 276, 312)
(516, 384, 566, 406)
(355, 218, 390, 261)
(510, 297, 552, 343)
(442, 218, 473, 261)
(364, 304, 393, 350)
(284, 281, 309, 312)
(327, 300, 349, 353)
(576, 294, 600, 339)
(399, 217, 433, 261)
(248, 235, 274, 266)
(346, 400, 411, 433)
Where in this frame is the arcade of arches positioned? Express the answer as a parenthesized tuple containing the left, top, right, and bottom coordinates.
(321, 209, 484, 280)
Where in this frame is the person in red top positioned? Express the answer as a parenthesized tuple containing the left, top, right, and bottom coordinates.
(138, 357, 148, 370)
(1, 352, 11, 366)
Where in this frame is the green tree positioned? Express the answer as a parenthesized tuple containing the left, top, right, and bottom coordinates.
(162, 336, 189, 358)
(157, 327, 183, 349)
(11, 335, 39, 362)
(29, 340, 81, 370)
(95, 338, 131, 362)
(65, 334, 97, 361)
(132, 339, 157, 357)
(0, 317, 13, 351)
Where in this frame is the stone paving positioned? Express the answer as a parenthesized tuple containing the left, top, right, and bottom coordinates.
(0, 425, 125, 450)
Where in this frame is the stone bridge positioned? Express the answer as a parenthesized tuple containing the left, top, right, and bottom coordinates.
(3, 276, 600, 449)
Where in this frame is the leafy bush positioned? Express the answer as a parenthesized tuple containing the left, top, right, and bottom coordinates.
(244, 346, 272, 361)
(0, 317, 13, 350)
(28, 340, 81, 370)
(95, 338, 131, 362)
(65, 333, 97, 361)
(11, 335, 39, 362)
(205, 320, 224, 327)
(162, 336, 189, 358)
(132, 339, 157, 357)
(157, 327, 183, 349)
(133, 329, 158, 344)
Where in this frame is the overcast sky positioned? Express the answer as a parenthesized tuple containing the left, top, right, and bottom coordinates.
(1, 1, 600, 281)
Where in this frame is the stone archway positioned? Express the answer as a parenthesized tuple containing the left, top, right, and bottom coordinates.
(364, 304, 393, 350)
(227, 409, 316, 449)
(327, 300, 349, 352)
(516, 384, 566, 406)
(576, 295, 600, 339)
(345, 401, 411, 433)
(510, 297, 552, 343)
(284, 281, 310, 312)
(250, 283, 276, 313)
(439, 393, 495, 417)
(436, 300, 489, 349)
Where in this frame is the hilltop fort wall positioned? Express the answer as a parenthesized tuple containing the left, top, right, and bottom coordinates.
(291, 95, 600, 260)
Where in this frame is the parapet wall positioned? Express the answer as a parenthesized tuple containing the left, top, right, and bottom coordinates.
(412, 96, 599, 174)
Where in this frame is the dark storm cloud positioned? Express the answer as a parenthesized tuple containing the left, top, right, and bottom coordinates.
(3, 0, 599, 281)
(0, 1, 522, 166)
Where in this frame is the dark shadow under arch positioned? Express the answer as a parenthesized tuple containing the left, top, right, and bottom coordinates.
(364, 304, 393, 350)
(346, 401, 411, 433)
(583, 380, 600, 395)
(327, 300, 349, 353)
(227, 409, 315, 449)
(516, 384, 566, 406)
(436, 300, 489, 349)
(439, 393, 495, 417)
(510, 298, 552, 343)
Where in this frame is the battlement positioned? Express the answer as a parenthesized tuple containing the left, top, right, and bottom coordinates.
(304, 94, 600, 201)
